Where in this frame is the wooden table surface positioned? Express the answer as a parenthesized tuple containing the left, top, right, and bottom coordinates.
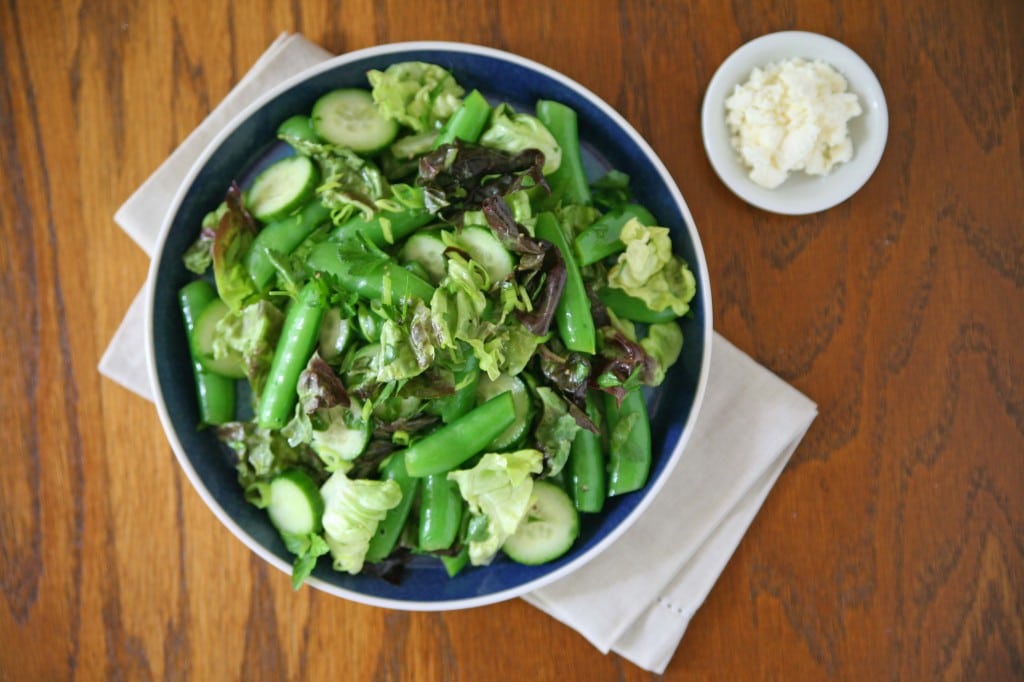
(3, 1, 1022, 679)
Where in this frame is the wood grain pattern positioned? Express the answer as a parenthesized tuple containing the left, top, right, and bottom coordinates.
(2, 0, 1021, 679)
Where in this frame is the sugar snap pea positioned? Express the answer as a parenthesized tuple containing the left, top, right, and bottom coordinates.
(277, 114, 321, 147)
(597, 286, 679, 323)
(308, 240, 435, 304)
(574, 203, 656, 266)
(603, 388, 652, 496)
(535, 212, 596, 354)
(569, 392, 606, 512)
(364, 451, 419, 563)
(404, 391, 516, 477)
(257, 281, 327, 429)
(328, 188, 433, 247)
(536, 99, 591, 207)
(418, 473, 464, 551)
(433, 89, 491, 148)
(179, 280, 236, 426)
(246, 199, 331, 290)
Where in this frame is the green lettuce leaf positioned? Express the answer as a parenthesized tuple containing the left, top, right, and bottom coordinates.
(281, 136, 387, 223)
(447, 450, 543, 566)
(183, 202, 228, 274)
(533, 387, 581, 476)
(319, 471, 402, 574)
(480, 104, 562, 175)
(212, 300, 284, 397)
(216, 422, 319, 506)
(283, 402, 370, 474)
(281, 531, 331, 589)
(607, 218, 697, 317)
(363, 298, 446, 386)
(367, 62, 464, 133)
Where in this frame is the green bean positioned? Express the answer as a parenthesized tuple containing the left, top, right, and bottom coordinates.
(536, 99, 591, 206)
(277, 114, 321, 148)
(257, 281, 327, 429)
(179, 280, 236, 426)
(434, 89, 491, 148)
(569, 392, 606, 512)
(535, 212, 596, 354)
(603, 388, 652, 496)
(404, 391, 516, 477)
(246, 199, 331, 290)
(573, 203, 656, 266)
(417, 473, 464, 551)
(597, 286, 679, 324)
(308, 240, 435, 304)
(364, 451, 419, 563)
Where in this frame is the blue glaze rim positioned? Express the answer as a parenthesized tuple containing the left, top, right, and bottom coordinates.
(146, 42, 712, 610)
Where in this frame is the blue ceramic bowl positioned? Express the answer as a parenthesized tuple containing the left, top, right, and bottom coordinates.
(147, 42, 712, 610)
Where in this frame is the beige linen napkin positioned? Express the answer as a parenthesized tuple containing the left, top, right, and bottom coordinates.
(99, 33, 817, 674)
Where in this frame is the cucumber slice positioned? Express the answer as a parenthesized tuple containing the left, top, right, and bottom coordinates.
(399, 231, 448, 283)
(311, 88, 398, 154)
(502, 480, 579, 565)
(267, 469, 324, 536)
(192, 298, 246, 378)
(476, 374, 531, 449)
(245, 155, 319, 224)
(457, 226, 514, 284)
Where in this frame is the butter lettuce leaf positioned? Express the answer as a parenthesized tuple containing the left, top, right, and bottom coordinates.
(607, 219, 696, 317)
(480, 104, 562, 175)
(448, 450, 543, 565)
(367, 62, 464, 133)
(640, 322, 684, 387)
(320, 471, 402, 574)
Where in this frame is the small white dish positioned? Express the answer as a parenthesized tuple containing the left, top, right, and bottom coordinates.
(701, 31, 888, 215)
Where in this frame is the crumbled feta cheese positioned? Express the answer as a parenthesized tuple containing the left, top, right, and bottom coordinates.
(725, 58, 862, 189)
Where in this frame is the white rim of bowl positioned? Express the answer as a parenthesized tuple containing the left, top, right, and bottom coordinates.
(701, 31, 888, 215)
(146, 40, 713, 611)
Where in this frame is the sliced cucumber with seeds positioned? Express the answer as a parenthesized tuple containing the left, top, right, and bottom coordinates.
(245, 155, 319, 224)
(311, 88, 398, 154)
(502, 480, 579, 565)
(457, 226, 514, 284)
(476, 374, 531, 450)
(400, 231, 448, 284)
(267, 469, 324, 536)
(193, 298, 246, 378)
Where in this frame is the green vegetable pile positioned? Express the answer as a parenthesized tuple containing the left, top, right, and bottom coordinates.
(179, 61, 697, 588)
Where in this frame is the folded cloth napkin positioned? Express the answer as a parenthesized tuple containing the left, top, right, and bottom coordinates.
(98, 33, 818, 674)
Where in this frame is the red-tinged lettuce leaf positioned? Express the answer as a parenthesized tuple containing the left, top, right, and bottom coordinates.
(212, 184, 259, 311)
(418, 140, 548, 222)
(297, 352, 350, 414)
(482, 196, 566, 337)
(592, 327, 657, 406)
(535, 343, 598, 433)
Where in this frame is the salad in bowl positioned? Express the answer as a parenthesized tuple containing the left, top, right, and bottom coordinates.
(149, 43, 711, 609)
